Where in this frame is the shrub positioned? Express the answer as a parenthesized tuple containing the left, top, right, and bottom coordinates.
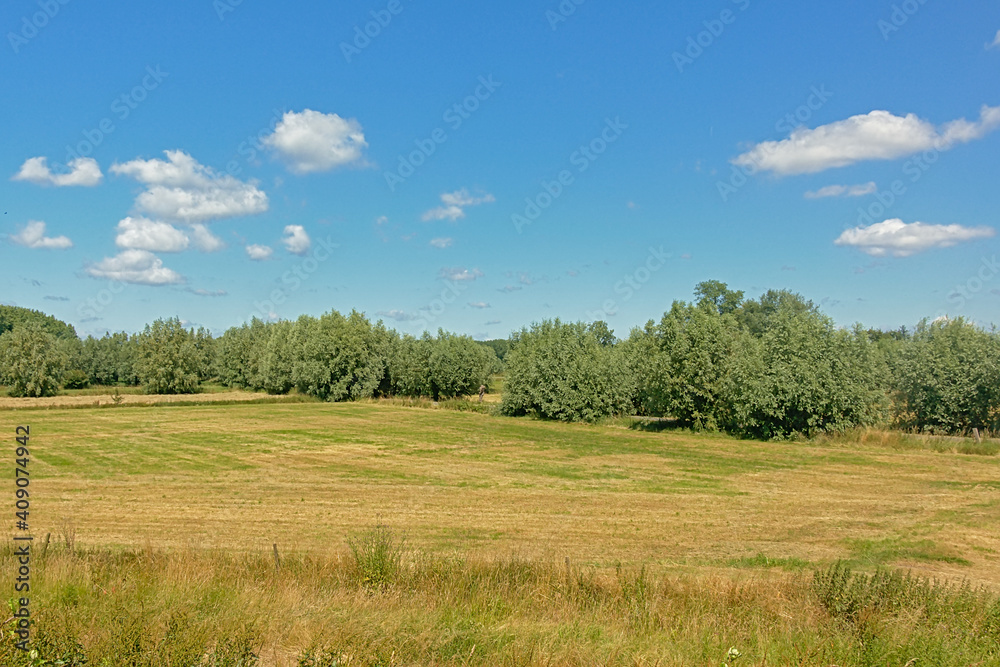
(62, 368, 90, 389)
(501, 319, 636, 422)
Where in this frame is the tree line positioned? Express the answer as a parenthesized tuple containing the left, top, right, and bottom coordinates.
(1, 281, 997, 438)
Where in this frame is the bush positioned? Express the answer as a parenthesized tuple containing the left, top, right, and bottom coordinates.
(501, 319, 636, 422)
(62, 369, 90, 389)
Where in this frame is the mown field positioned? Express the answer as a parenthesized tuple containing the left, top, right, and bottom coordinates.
(2, 398, 999, 665)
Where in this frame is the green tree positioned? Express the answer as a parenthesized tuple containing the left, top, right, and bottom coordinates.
(501, 319, 636, 422)
(892, 318, 1000, 433)
(136, 318, 201, 394)
(0, 322, 66, 397)
(291, 310, 392, 401)
(694, 280, 744, 315)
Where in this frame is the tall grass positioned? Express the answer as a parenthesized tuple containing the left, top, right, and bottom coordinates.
(2, 539, 998, 666)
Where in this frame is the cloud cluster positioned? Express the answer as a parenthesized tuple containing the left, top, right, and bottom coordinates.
(12, 157, 103, 187)
(834, 219, 995, 257)
(422, 189, 495, 221)
(263, 110, 368, 174)
(439, 267, 483, 282)
(115, 217, 189, 252)
(111, 150, 268, 223)
(9, 221, 73, 249)
(804, 182, 877, 199)
(734, 105, 1000, 175)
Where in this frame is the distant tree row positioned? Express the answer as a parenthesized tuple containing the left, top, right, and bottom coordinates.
(1, 287, 997, 437)
(501, 281, 1000, 437)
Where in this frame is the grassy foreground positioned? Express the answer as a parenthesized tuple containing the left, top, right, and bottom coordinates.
(2, 400, 999, 664)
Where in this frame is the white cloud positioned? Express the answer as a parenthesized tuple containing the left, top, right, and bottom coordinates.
(734, 105, 1000, 175)
(282, 225, 311, 255)
(422, 189, 495, 221)
(990, 30, 1000, 49)
(187, 288, 227, 297)
(115, 217, 189, 252)
(834, 219, 996, 257)
(439, 267, 483, 282)
(246, 244, 274, 261)
(85, 250, 184, 285)
(468, 301, 491, 309)
(263, 109, 368, 174)
(111, 150, 268, 223)
(429, 237, 453, 249)
(12, 157, 103, 187)
(804, 182, 877, 199)
(10, 221, 73, 249)
(377, 310, 418, 322)
(190, 224, 226, 252)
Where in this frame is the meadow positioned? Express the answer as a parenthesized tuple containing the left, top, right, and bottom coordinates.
(2, 397, 999, 665)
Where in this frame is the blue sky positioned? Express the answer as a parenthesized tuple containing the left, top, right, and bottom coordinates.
(2, 0, 999, 339)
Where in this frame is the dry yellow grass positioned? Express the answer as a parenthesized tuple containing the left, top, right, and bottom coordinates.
(6, 401, 999, 587)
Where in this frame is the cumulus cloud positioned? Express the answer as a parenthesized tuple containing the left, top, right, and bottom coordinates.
(115, 217, 189, 252)
(282, 225, 311, 255)
(429, 237, 453, 249)
(12, 157, 103, 187)
(422, 189, 495, 221)
(10, 221, 73, 249)
(377, 310, 419, 322)
(834, 219, 996, 257)
(804, 182, 877, 199)
(190, 224, 226, 252)
(246, 244, 274, 261)
(263, 109, 368, 174)
(85, 249, 184, 285)
(111, 150, 268, 223)
(439, 267, 483, 282)
(734, 105, 1000, 175)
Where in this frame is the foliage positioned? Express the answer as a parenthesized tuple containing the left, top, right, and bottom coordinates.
(392, 331, 498, 400)
(136, 318, 202, 394)
(892, 318, 1000, 433)
(501, 319, 636, 422)
(627, 301, 743, 429)
(0, 304, 77, 340)
(79, 332, 140, 386)
(62, 368, 90, 389)
(0, 322, 66, 397)
(725, 313, 890, 439)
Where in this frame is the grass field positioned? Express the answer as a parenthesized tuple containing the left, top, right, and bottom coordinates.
(2, 399, 1000, 665)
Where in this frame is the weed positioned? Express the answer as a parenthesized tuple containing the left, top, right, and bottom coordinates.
(348, 523, 405, 590)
